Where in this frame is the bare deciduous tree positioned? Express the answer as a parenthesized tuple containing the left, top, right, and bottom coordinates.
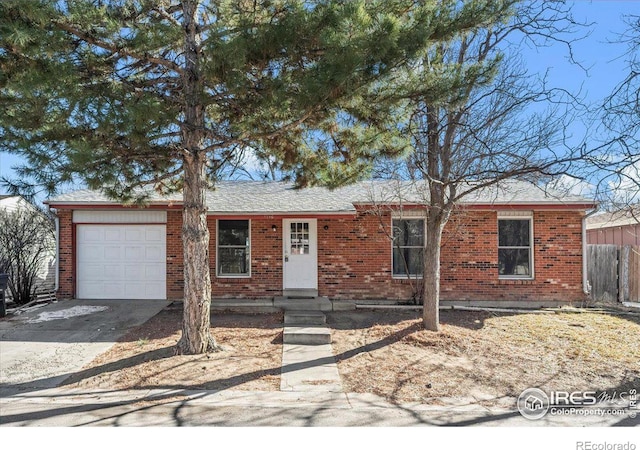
(0, 208, 55, 305)
(591, 14, 640, 210)
(374, 0, 588, 330)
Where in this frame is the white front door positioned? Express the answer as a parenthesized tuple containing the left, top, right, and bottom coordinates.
(283, 219, 318, 291)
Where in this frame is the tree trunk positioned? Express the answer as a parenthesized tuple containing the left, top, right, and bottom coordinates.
(176, 0, 220, 354)
(422, 214, 444, 331)
(177, 153, 220, 354)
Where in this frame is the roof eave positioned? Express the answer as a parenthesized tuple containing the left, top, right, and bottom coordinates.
(46, 201, 182, 209)
(206, 210, 356, 216)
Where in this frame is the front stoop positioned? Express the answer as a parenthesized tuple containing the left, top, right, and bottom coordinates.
(274, 296, 332, 311)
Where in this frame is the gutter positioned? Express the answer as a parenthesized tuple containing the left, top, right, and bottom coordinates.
(583, 207, 599, 295)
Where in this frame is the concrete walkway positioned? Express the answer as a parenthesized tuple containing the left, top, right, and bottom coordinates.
(280, 343, 343, 393)
(280, 310, 344, 394)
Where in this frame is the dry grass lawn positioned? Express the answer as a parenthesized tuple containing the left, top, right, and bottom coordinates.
(63, 304, 639, 408)
(64, 306, 284, 392)
(328, 309, 640, 405)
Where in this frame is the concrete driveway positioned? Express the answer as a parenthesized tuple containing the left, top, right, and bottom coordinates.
(0, 299, 169, 395)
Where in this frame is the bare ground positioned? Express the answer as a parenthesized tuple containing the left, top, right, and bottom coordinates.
(63, 305, 284, 392)
(63, 304, 640, 407)
(328, 309, 640, 406)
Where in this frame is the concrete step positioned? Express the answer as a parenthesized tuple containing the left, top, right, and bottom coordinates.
(283, 289, 318, 298)
(274, 296, 332, 311)
(283, 326, 332, 345)
(284, 311, 326, 326)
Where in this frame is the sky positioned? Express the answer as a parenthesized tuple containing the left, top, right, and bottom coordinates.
(1, 0, 638, 205)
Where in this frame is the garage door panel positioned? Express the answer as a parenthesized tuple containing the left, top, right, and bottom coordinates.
(77, 224, 166, 300)
(124, 282, 146, 298)
(123, 264, 144, 280)
(125, 228, 144, 241)
(82, 281, 124, 299)
(145, 246, 163, 260)
(81, 245, 104, 262)
(79, 282, 102, 298)
(103, 246, 122, 260)
(144, 284, 165, 299)
(104, 228, 122, 241)
(103, 283, 125, 298)
(146, 228, 164, 241)
(81, 227, 104, 242)
(103, 264, 122, 278)
(125, 246, 144, 261)
(144, 264, 165, 279)
(81, 265, 102, 281)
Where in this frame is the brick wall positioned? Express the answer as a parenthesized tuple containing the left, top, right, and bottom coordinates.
(56, 209, 74, 299)
(166, 210, 184, 300)
(317, 213, 416, 300)
(55, 207, 587, 304)
(440, 210, 586, 302)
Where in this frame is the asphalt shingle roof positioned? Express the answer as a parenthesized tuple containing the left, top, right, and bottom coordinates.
(47, 179, 594, 213)
(586, 204, 640, 229)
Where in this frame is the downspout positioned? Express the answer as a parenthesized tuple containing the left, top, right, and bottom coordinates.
(54, 212, 59, 293)
(582, 207, 599, 295)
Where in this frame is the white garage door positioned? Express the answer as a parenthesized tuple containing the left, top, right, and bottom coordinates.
(77, 225, 166, 299)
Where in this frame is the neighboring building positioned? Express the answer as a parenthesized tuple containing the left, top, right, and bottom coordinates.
(46, 180, 596, 307)
(0, 195, 57, 299)
(586, 205, 640, 246)
(0, 194, 30, 213)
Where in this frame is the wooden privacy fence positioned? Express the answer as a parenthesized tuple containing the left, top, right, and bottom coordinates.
(619, 245, 640, 302)
(587, 245, 640, 303)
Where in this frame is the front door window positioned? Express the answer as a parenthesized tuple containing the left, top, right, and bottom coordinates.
(290, 222, 310, 255)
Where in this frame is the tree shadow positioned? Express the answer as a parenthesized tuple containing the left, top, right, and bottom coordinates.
(326, 309, 495, 331)
(2, 308, 638, 426)
(107, 309, 284, 344)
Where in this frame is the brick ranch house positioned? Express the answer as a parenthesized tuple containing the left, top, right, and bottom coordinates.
(46, 180, 597, 307)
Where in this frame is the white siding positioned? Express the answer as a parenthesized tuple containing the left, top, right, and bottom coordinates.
(0, 196, 56, 298)
(73, 210, 167, 224)
(0, 196, 33, 214)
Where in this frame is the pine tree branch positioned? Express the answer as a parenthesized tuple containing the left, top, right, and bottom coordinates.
(53, 20, 185, 76)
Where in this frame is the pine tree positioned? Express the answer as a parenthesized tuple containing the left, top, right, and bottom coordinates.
(1, 0, 512, 353)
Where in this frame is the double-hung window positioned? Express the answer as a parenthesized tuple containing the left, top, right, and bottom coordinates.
(392, 218, 424, 277)
(217, 220, 250, 277)
(498, 216, 533, 278)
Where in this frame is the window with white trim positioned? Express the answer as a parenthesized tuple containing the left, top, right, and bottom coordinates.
(498, 218, 533, 278)
(217, 220, 250, 276)
(392, 218, 424, 277)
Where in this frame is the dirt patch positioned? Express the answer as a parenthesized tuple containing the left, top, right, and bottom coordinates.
(62, 305, 639, 407)
(328, 309, 640, 406)
(63, 308, 284, 392)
